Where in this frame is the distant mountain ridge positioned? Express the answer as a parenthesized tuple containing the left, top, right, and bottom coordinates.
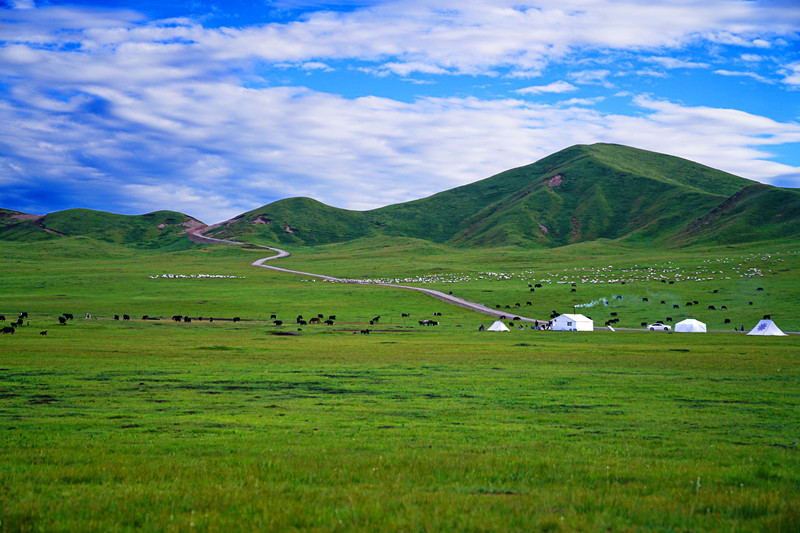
(3, 143, 799, 249)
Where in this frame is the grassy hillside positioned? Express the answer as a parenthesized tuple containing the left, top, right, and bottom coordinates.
(0, 209, 60, 242)
(0, 208, 203, 250)
(210, 143, 782, 249)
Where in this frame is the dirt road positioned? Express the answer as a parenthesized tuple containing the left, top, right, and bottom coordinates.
(188, 228, 541, 323)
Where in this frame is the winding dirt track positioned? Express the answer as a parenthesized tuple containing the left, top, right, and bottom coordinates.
(188, 228, 541, 323)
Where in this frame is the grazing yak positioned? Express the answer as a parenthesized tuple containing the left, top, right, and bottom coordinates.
(2, 326, 14, 334)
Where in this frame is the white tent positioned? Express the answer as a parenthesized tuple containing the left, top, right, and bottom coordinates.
(675, 318, 706, 333)
(551, 313, 593, 331)
(486, 320, 510, 332)
(746, 319, 787, 336)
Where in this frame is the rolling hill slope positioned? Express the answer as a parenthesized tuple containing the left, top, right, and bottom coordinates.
(4, 143, 798, 249)
(0, 208, 204, 250)
(208, 143, 795, 248)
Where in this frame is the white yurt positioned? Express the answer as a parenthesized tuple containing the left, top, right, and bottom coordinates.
(674, 318, 706, 333)
(486, 320, 510, 332)
(746, 319, 787, 336)
(551, 313, 593, 331)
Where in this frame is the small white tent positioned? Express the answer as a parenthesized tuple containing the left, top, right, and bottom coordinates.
(486, 320, 510, 332)
(746, 319, 787, 336)
(551, 313, 593, 331)
(675, 318, 706, 333)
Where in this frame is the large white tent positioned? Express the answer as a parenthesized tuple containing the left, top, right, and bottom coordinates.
(551, 313, 593, 331)
(675, 318, 706, 333)
(746, 319, 787, 336)
(486, 320, 510, 332)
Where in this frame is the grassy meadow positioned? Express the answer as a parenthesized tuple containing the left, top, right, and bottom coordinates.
(1, 237, 799, 531)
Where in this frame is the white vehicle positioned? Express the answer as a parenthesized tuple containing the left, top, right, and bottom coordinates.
(647, 322, 671, 331)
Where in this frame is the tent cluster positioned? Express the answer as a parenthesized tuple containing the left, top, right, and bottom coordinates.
(482, 316, 789, 335)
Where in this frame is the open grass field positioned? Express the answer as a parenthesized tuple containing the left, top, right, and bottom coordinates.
(1, 237, 799, 531)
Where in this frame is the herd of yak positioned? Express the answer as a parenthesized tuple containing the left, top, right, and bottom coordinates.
(0, 311, 443, 336)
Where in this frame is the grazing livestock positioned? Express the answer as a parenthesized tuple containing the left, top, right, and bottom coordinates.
(360, 329, 370, 335)
(296, 315, 304, 323)
(298, 320, 307, 325)
(757, 287, 764, 291)
(660, 301, 665, 304)
(113, 315, 119, 320)
(0, 315, 4, 321)
(20, 312, 28, 318)
(724, 318, 731, 324)
(673, 304, 680, 309)
(721, 305, 727, 310)
(123, 315, 130, 321)
(665, 317, 672, 322)
(686, 302, 693, 306)
(610, 312, 618, 317)
(172, 315, 182, 322)
(183, 316, 192, 323)
(309, 317, 320, 324)
(402, 313, 410, 317)
(570, 288, 576, 292)
(63, 313, 73, 320)
(693, 301, 699, 305)
(534, 284, 542, 288)
(749, 302, 753, 306)
(233, 317, 240, 323)
(273, 320, 283, 326)
(40, 331, 47, 335)
(324, 320, 334, 326)
(270, 314, 277, 319)
(2, 326, 14, 334)
(58, 316, 66, 325)
(526, 301, 532, 306)
(328, 315, 336, 320)
(763, 314, 771, 319)
(713, 290, 719, 293)
(642, 298, 648, 302)
(641, 322, 647, 327)
(372, 316, 382, 322)
(707, 305, 716, 310)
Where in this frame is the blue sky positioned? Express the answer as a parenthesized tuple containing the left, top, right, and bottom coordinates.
(1, 0, 799, 224)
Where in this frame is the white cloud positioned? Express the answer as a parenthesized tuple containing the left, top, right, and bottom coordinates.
(781, 62, 800, 87)
(569, 69, 613, 88)
(647, 57, 709, 69)
(714, 69, 772, 84)
(1, 1, 799, 221)
(515, 81, 577, 95)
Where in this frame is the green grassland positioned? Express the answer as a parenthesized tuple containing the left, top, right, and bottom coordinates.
(1, 237, 800, 531)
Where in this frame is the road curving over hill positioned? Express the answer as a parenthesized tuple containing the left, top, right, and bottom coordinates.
(188, 227, 542, 323)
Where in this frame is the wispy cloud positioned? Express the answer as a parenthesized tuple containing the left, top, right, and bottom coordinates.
(714, 69, 773, 84)
(515, 81, 577, 95)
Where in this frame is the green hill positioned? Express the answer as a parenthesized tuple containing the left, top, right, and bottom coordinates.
(212, 143, 794, 248)
(0, 208, 204, 250)
(5, 143, 798, 249)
